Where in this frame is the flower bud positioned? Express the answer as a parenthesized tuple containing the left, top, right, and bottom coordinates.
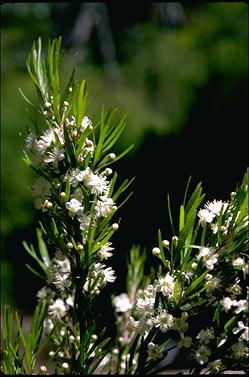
(109, 153, 116, 160)
(111, 223, 119, 231)
(60, 192, 66, 198)
(40, 365, 47, 373)
(104, 168, 113, 176)
(162, 239, 169, 247)
(152, 247, 161, 257)
(78, 244, 83, 251)
(62, 362, 69, 369)
(66, 242, 73, 249)
(44, 101, 51, 108)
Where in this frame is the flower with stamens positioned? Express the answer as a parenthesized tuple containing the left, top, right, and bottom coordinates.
(113, 293, 132, 313)
(147, 342, 163, 360)
(157, 273, 175, 298)
(65, 198, 84, 218)
(97, 242, 114, 260)
(196, 328, 215, 344)
(48, 298, 67, 319)
(155, 309, 174, 333)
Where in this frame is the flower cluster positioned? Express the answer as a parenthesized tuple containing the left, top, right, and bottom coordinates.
(109, 177, 248, 374)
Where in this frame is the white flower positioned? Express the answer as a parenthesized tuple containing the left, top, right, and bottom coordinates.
(97, 242, 114, 260)
(155, 309, 174, 333)
(206, 277, 221, 292)
(100, 266, 116, 284)
(80, 116, 92, 132)
(32, 177, 52, 198)
(234, 299, 248, 314)
(226, 278, 242, 297)
(54, 252, 71, 274)
(194, 345, 211, 365)
(147, 342, 163, 360)
(197, 247, 218, 270)
(157, 273, 175, 298)
(64, 168, 84, 187)
(44, 317, 54, 333)
(177, 336, 192, 348)
(65, 198, 84, 218)
(232, 321, 249, 341)
(77, 213, 91, 231)
(196, 328, 215, 345)
(128, 316, 153, 337)
(113, 293, 132, 313)
(220, 297, 237, 312)
(232, 257, 245, 267)
(47, 264, 71, 292)
(36, 286, 53, 301)
(25, 131, 37, 150)
(173, 313, 188, 333)
(136, 296, 155, 318)
(48, 298, 67, 319)
(95, 197, 116, 218)
(197, 208, 215, 226)
(43, 147, 65, 167)
(36, 129, 55, 154)
(204, 200, 228, 216)
(81, 167, 108, 196)
(207, 359, 222, 373)
(231, 341, 249, 359)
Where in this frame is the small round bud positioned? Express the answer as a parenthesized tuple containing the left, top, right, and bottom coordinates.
(104, 168, 112, 176)
(44, 101, 51, 108)
(112, 348, 119, 355)
(152, 247, 161, 256)
(62, 362, 69, 369)
(60, 192, 66, 198)
(172, 235, 178, 243)
(91, 334, 98, 341)
(66, 242, 73, 249)
(205, 273, 213, 280)
(69, 335, 75, 341)
(111, 223, 119, 231)
(72, 130, 78, 137)
(45, 200, 53, 209)
(120, 362, 126, 370)
(60, 330, 66, 336)
(40, 365, 47, 372)
(230, 191, 236, 200)
(76, 335, 80, 341)
(191, 262, 197, 269)
(78, 244, 83, 251)
(109, 153, 116, 160)
(118, 336, 124, 343)
(43, 110, 50, 118)
(63, 101, 69, 107)
(85, 139, 93, 147)
(162, 239, 170, 247)
(48, 351, 55, 357)
(112, 205, 118, 211)
(58, 351, 64, 358)
(220, 225, 227, 232)
(69, 87, 73, 93)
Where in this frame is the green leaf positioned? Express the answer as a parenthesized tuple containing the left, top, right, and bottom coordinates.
(37, 228, 50, 267)
(179, 205, 185, 232)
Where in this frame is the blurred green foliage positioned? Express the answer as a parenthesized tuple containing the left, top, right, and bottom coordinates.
(1, 3, 248, 307)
